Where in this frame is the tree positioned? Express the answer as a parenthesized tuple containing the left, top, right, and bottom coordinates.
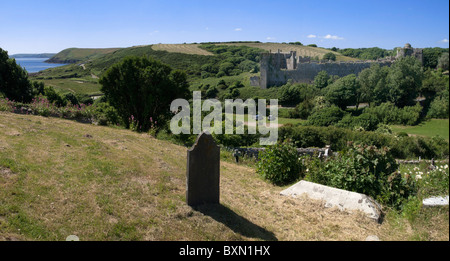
(278, 83, 301, 106)
(386, 56, 423, 108)
(99, 56, 190, 132)
(421, 69, 449, 114)
(423, 47, 448, 69)
(323, 52, 336, 61)
(314, 70, 330, 89)
(325, 74, 360, 110)
(358, 63, 390, 105)
(437, 52, 449, 71)
(0, 48, 33, 102)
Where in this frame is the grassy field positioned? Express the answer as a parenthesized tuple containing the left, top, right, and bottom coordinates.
(152, 44, 214, 56)
(0, 111, 448, 241)
(151, 42, 358, 61)
(222, 42, 357, 61)
(391, 119, 449, 140)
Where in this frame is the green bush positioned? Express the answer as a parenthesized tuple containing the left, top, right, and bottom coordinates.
(323, 52, 336, 61)
(256, 142, 302, 185)
(363, 102, 422, 125)
(307, 105, 347, 127)
(337, 112, 380, 131)
(304, 144, 416, 209)
(427, 96, 449, 119)
(91, 102, 121, 126)
(417, 164, 449, 197)
(279, 124, 449, 159)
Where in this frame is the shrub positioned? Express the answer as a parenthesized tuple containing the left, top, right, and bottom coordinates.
(256, 142, 302, 185)
(91, 102, 121, 126)
(337, 113, 380, 131)
(307, 105, 347, 127)
(323, 52, 336, 61)
(364, 102, 422, 125)
(0, 98, 15, 112)
(100, 56, 190, 132)
(279, 124, 449, 159)
(304, 144, 416, 209)
(417, 164, 449, 197)
(427, 96, 449, 119)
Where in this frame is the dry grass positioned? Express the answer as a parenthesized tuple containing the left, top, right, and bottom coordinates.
(152, 44, 215, 56)
(151, 43, 358, 61)
(222, 42, 357, 61)
(0, 111, 448, 241)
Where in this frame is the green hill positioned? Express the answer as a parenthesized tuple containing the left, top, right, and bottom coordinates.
(45, 48, 122, 64)
(10, 53, 56, 59)
(30, 43, 357, 96)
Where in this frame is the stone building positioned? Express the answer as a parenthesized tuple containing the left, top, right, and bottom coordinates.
(251, 43, 422, 89)
(395, 43, 423, 64)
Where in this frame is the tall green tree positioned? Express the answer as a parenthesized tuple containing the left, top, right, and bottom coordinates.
(437, 52, 449, 71)
(100, 56, 190, 131)
(314, 70, 330, 89)
(0, 48, 33, 102)
(323, 52, 336, 61)
(386, 56, 423, 108)
(325, 74, 360, 110)
(358, 63, 390, 105)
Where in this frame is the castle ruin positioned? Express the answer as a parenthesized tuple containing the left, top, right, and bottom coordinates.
(251, 43, 423, 89)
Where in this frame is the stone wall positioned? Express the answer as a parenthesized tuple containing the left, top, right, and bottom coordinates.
(259, 58, 393, 88)
(256, 43, 421, 89)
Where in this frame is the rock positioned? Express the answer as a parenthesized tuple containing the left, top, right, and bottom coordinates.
(422, 196, 449, 207)
(66, 235, 80, 241)
(280, 180, 382, 222)
(365, 235, 380, 241)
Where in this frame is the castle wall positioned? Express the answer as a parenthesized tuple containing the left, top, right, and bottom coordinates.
(257, 44, 419, 89)
(261, 61, 392, 88)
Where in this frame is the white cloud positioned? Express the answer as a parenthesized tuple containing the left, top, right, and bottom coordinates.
(234, 28, 243, 31)
(266, 37, 276, 41)
(323, 34, 344, 40)
(307, 34, 317, 38)
(439, 38, 449, 43)
(149, 30, 159, 36)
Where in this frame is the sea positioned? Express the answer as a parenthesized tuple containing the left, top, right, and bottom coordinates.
(13, 58, 67, 73)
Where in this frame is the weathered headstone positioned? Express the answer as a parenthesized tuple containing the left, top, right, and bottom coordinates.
(280, 180, 383, 222)
(186, 132, 220, 206)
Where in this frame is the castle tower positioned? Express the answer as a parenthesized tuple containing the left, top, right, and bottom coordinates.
(396, 43, 423, 64)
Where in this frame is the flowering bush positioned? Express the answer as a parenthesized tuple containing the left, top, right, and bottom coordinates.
(411, 164, 449, 197)
(2, 96, 94, 121)
(0, 98, 15, 112)
(30, 97, 54, 116)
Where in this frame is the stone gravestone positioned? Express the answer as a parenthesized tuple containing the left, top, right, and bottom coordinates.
(186, 132, 220, 206)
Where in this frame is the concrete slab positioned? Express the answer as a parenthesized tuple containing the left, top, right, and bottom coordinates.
(422, 196, 449, 207)
(280, 180, 382, 222)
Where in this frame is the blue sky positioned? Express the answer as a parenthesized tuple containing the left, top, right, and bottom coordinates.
(1, 0, 449, 54)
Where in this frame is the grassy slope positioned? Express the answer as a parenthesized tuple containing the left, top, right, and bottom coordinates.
(221, 43, 357, 61)
(46, 48, 122, 64)
(152, 44, 215, 56)
(390, 119, 449, 140)
(0, 111, 448, 241)
(152, 42, 357, 61)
